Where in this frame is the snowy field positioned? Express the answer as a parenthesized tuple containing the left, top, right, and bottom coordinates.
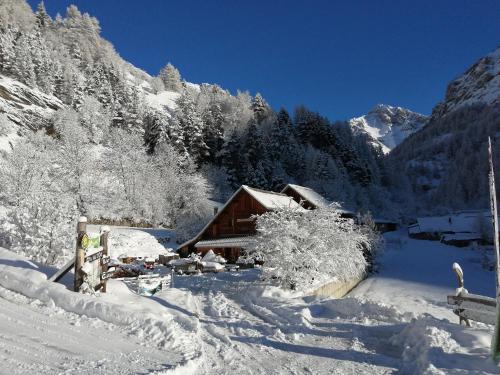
(0, 228, 499, 374)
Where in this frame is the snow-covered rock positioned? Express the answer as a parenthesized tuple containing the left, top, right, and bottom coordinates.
(349, 104, 428, 153)
(0, 75, 64, 151)
(432, 46, 500, 119)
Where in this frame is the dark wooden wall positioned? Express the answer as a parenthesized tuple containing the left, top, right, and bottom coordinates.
(178, 189, 269, 256)
(200, 189, 267, 240)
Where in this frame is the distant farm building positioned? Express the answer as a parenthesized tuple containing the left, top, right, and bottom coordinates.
(177, 185, 305, 262)
(408, 210, 492, 245)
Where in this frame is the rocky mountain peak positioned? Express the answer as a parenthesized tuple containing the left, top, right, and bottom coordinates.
(349, 104, 428, 153)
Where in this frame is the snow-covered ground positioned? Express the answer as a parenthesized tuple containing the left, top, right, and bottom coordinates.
(0, 228, 498, 374)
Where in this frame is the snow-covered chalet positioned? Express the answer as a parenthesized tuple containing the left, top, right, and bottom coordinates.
(177, 185, 305, 262)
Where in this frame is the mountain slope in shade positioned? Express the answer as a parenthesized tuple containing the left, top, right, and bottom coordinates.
(349, 104, 428, 153)
(432, 46, 500, 118)
(388, 46, 500, 212)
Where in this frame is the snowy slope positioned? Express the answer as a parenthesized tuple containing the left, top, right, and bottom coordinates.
(432, 46, 500, 118)
(0, 68, 183, 154)
(349, 104, 428, 153)
(0, 228, 499, 374)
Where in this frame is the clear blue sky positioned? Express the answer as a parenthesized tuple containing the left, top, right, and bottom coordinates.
(29, 0, 500, 120)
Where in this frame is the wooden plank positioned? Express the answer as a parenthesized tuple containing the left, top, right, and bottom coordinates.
(74, 217, 87, 292)
(447, 293, 497, 308)
(48, 257, 75, 282)
(448, 295, 497, 314)
(454, 308, 497, 326)
(84, 250, 103, 263)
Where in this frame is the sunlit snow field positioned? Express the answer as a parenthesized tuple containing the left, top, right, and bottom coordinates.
(0, 228, 498, 374)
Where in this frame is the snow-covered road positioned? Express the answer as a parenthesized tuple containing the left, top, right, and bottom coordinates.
(0, 229, 499, 374)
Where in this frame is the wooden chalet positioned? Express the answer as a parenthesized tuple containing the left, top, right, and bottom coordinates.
(281, 184, 356, 219)
(177, 185, 305, 262)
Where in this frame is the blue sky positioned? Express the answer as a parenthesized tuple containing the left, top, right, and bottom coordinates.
(29, 0, 500, 120)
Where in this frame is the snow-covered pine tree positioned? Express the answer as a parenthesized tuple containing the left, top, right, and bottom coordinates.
(0, 28, 15, 76)
(85, 63, 113, 107)
(250, 92, 270, 124)
(269, 107, 292, 161)
(12, 35, 36, 86)
(35, 1, 51, 29)
(159, 62, 182, 92)
(143, 109, 169, 154)
(243, 119, 272, 188)
(202, 102, 225, 163)
(78, 96, 110, 144)
(220, 129, 243, 189)
(174, 91, 209, 163)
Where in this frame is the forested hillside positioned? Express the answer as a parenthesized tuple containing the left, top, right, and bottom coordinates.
(388, 47, 500, 214)
(0, 1, 394, 263)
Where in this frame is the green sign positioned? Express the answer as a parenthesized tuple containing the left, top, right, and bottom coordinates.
(89, 236, 100, 249)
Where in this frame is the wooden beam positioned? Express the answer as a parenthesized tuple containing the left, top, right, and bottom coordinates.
(48, 256, 75, 282)
(447, 294, 497, 312)
(453, 308, 496, 326)
(74, 216, 87, 292)
(447, 291, 497, 326)
(100, 226, 110, 293)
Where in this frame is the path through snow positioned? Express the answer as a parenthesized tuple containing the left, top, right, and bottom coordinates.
(0, 228, 499, 374)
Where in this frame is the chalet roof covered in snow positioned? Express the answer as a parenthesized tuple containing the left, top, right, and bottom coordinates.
(243, 185, 305, 211)
(281, 184, 330, 208)
(195, 236, 257, 248)
(281, 184, 356, 216)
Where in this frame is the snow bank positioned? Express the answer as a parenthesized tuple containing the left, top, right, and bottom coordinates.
(87, 226, 171, 260)
(0, 247, 202, 374)
(202, 249, 226, 264)
(309, 297, 411, 324)
(389, 317, 497, 374)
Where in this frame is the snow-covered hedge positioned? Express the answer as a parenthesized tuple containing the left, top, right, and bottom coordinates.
(248, 206, 381, 291)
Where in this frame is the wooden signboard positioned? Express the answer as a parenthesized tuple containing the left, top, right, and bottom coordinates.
(74, 217, 111, 293)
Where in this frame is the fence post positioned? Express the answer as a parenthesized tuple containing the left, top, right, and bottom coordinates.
(74, 216, 87, 292)
(100, 225, 110, 292)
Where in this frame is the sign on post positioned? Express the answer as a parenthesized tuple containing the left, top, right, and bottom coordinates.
(74, 218, 111, 294)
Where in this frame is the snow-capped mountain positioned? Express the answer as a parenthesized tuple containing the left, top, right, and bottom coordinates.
(349, 104, 428, 153)
(432, 46, 500, 118)
(389, 46, 500, 211)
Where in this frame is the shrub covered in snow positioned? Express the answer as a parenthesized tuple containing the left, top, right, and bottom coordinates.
(0, 132, 76, 264)
(248, 206, 380, 291)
